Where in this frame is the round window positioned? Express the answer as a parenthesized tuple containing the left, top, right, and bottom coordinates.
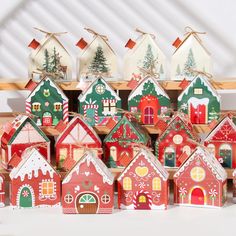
(101, 194, 110, 204)
(190, 167, 205, 182)
(64, 194, 73, 204)
(95, 84, 105, 94)
(173, 134, 183, 144)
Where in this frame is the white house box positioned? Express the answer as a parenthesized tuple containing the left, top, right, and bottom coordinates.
(28, 28, 72, 82)
(171, 27, 212, 81)
(124, 30, 167, 81)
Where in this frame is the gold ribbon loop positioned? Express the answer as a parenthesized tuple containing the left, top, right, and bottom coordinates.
(84, 27, 108, 41)
(135, 28, 155, 39)
(34, 27, 67, 36)
(138, 59, 160, 79)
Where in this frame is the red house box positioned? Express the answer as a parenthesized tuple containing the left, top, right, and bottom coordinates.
(204, 115, 236, 168)
(10, 148, 61, 208)
(155, 114, 200, 167)
(117, 148, 169, 210)
(55, 116, 102, 168)
(0, 174, 5, 207)
(62, 151, 114, 214)
(1, 115, 50, 170)
(104, 115, 151, 168)
(174, 146, 227, 208)
(233, 169, 236, 203)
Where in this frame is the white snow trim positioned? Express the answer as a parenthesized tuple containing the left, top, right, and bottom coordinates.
(174, 203, 222, 209)
(12, 202, 61, 209)
(187, 97, 209, 108)
(10, 149, 56, 181)
(120, 203, 166, 210)
(62, 151, 114, 185)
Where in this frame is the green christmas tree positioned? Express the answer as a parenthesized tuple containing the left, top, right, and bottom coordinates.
(89, 46, 109, 74)
(176, 64, 181, 76)
(142, 44, 155, 69)
(51, 47, 60, 73)
(43, 49, 51, 72)
(107, 156, 117, 168)
(183, 48, 196, 76)
(209, 107, 218, 121)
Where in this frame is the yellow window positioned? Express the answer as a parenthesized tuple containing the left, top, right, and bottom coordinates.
(123, 177, 132, 190)
(152, 177, 161, 191)
(73, 148, 85, 161)
(190, 167, 205, 182)
(59, 148, 67, 161)
(41, 181, 55, 196)
(139, 195, 146, 203)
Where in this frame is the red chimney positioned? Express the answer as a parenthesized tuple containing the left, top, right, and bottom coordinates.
(28, 39, 40, 49)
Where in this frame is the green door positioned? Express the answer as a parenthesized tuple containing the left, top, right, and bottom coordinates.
(86, 108, 96, 126)
(19, 186, 33, 208)
(219, 144, 232, 168)
(164, 147, 176, 167)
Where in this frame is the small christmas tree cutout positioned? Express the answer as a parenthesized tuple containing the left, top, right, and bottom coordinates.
(142, 44, 155, 70)
(183, 48, 196, 77)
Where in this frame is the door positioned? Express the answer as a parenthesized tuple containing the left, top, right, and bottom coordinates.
(19, 186, 33, 208)
(190, 103, 206, 124)
(191, 188, 205, 205)
(144, 107, 154, 124)
(86, 108, 96, 126)
(76, 193, 98, 214)
(219, 144, 232, 168)
(135, 192, 151, 210)
(42, 112, 52, 126)
(164, 147, 176, 167)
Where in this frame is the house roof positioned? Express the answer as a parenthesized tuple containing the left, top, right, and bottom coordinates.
(117, 148, 169, 181)
(10, 148, 59, 181)
(62, 151, 114, 185)
(173, 146, 227, 182)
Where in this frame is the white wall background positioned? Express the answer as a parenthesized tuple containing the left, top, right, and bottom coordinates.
(0, 0, 236, 111)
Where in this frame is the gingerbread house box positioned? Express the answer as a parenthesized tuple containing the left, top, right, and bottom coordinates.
(171, 28, 212, 81)
(178, 75, 220, 124)
(0, 174, 5, 207)
(55, 116, 102, 168)
(62, 151, 114, 214)
(128, 76, 170, 125)
(124, 31, 167, 81)
(155, 114, 199, 167)
(1, 115, 50, 170)
(76, 29, 118, 81)
(117, 148, 169, 210)
(104, 115, 151, 168)
(10, 148, 61, 208)
(78, 77, 121, 126)
(26, 76, 69, 126)
(28, 30, 72, 81)
(233, 169, 236, 203)
(204, 115, 236, 168)
(174, 146, 227, 208)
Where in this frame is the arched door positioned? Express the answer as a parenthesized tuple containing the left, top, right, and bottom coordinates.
(190, 103, 206, 124)
(135, 192, 151, 210)
(164, 147, 176, 167)
(19, 186, 33, 208)
(191, 187, 205, 205)
(144, 107, 154, 125)
(76, 193, 99, 214)
(86, 108, 96, 126)
(219, 144, 232, 168)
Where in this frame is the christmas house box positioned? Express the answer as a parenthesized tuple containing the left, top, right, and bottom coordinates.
(173, 146, 227, 208)
(117, 148, 169, 210)
(76, 29, 117, 81)
(55, 116, 102, 168)
(0, 174, 5, 207)
(78, 77, 121, 126)
(128, 76, 170, 125)
(155, 114, 200, 167)
(28, 30, 72, 81)
(177, 74, 220, 124)
(26, 76, 69, 126)
(62, 151, 114, 214)
(233, 169, 236, 203)
(104, 115, 151, 168)
(10, 148, 61, 208)
(124, 30, 167, 81)
(171, 28, 212, 81)
(204, 115, 236, 168)
(1, 115, 50, 170)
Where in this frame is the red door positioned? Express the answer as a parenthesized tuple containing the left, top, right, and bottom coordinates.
(135, 192, 151, 210)
(190, 103, 206, 124)
(42, 112, 52, 126)
(144, 107, 154, 124)
(191, 188, 205, 205)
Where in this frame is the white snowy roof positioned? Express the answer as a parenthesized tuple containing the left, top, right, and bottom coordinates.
(62, 151, 114, 185)
(128, 76, 169, 101)
(10, 148, 58, 181)
(117, 148, 169, 181)
(173, 146, 227, 182)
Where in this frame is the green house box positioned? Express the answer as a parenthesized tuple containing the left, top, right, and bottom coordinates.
(26, 76, 69, 126)
(178, 75, 220, 124)
(78, 77, 121, 126)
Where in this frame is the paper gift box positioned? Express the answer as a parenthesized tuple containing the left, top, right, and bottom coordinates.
(177, 74, 220, 124)
(124, 30, 167, 81)
(10, 148, 61, 208)
(55, 116, 102, 168)
(174, 146, 227, 208)
(104, 114, 151, 168)
(26, 76, 69, 126)
(171, 27, 212, 80)
(233, 169, 236, 203)
(117, 148, 169, 210)
(78, 77, 121, 126)
(76, 28, 118, 81)
(0, 174, 5, 207)
(28, 28, 72, 81)
(62, 151, 114, 214)
(128, 76, 170, 125)
(1, 115, 50, 170)
(155, 113, 200, 167)
(204, 115, 236, 168)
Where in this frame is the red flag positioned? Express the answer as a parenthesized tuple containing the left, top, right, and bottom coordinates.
(63, 158, 76, 171)
(8, 153, 22, 168)
(28, 39, 40, 49)
(55, 120, 67, 133)
(76, 38, 88, 49)
(179, 78, 190, 90)
(125, 39, 136, 49)
(24, 79, 38, 91)
(172, 37, 182, 48)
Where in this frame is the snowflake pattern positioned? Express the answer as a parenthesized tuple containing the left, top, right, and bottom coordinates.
(22, 190, 29, 197)
(138, 182, 146, 189)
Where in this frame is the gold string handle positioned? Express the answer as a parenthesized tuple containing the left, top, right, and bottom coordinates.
(34, 27, 67, 36)
(84, 27, 108, 41)
(135, 28, 155, 39)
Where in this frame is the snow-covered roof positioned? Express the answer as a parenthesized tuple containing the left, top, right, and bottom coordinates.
(178, 74, 220, 102)
(117, 148, 169, 181)
(62, 151, 114, 185)
(173, 146, 227, 182)
(128, 76, 169, 101)
(78, 77, 121, 102)
(10, 148, 58, 181)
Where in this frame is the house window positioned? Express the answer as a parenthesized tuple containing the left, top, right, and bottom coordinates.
(139, 195, 146, 203)
(123, 177, 132, 190)
(102, 100, 117, 115)
(95, 84, 105, 94)
(183, 145, 191, 156)
(32, 102, 41, 112)
(173, 134, 183, 144)
(110, 146, 117, 161)
(73, 148, 85, 161)
(130, 107, 138, 113)
(101, 194, 110, 204)
(190, 167, 205, 182)
(194, 88, 203, 95)
(161, 106, 168, 115)
(41, 181, 55, 197)
(59, 148, 68, 162)
(54, 102, 62, 111)
(152, 177, 161, 191)
(64, 194, 73, 204)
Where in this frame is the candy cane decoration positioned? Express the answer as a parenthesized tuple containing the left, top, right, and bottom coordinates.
(63, 100, 69, 123)
(133, 190, 152, 209)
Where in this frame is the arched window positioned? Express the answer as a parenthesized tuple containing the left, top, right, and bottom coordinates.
(110, 146, 117, 161)
(183, 145, 191, 156)
(139, 195, 146, 203)
(123, 177, 132, 190)
(152, 177, 161, 191)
